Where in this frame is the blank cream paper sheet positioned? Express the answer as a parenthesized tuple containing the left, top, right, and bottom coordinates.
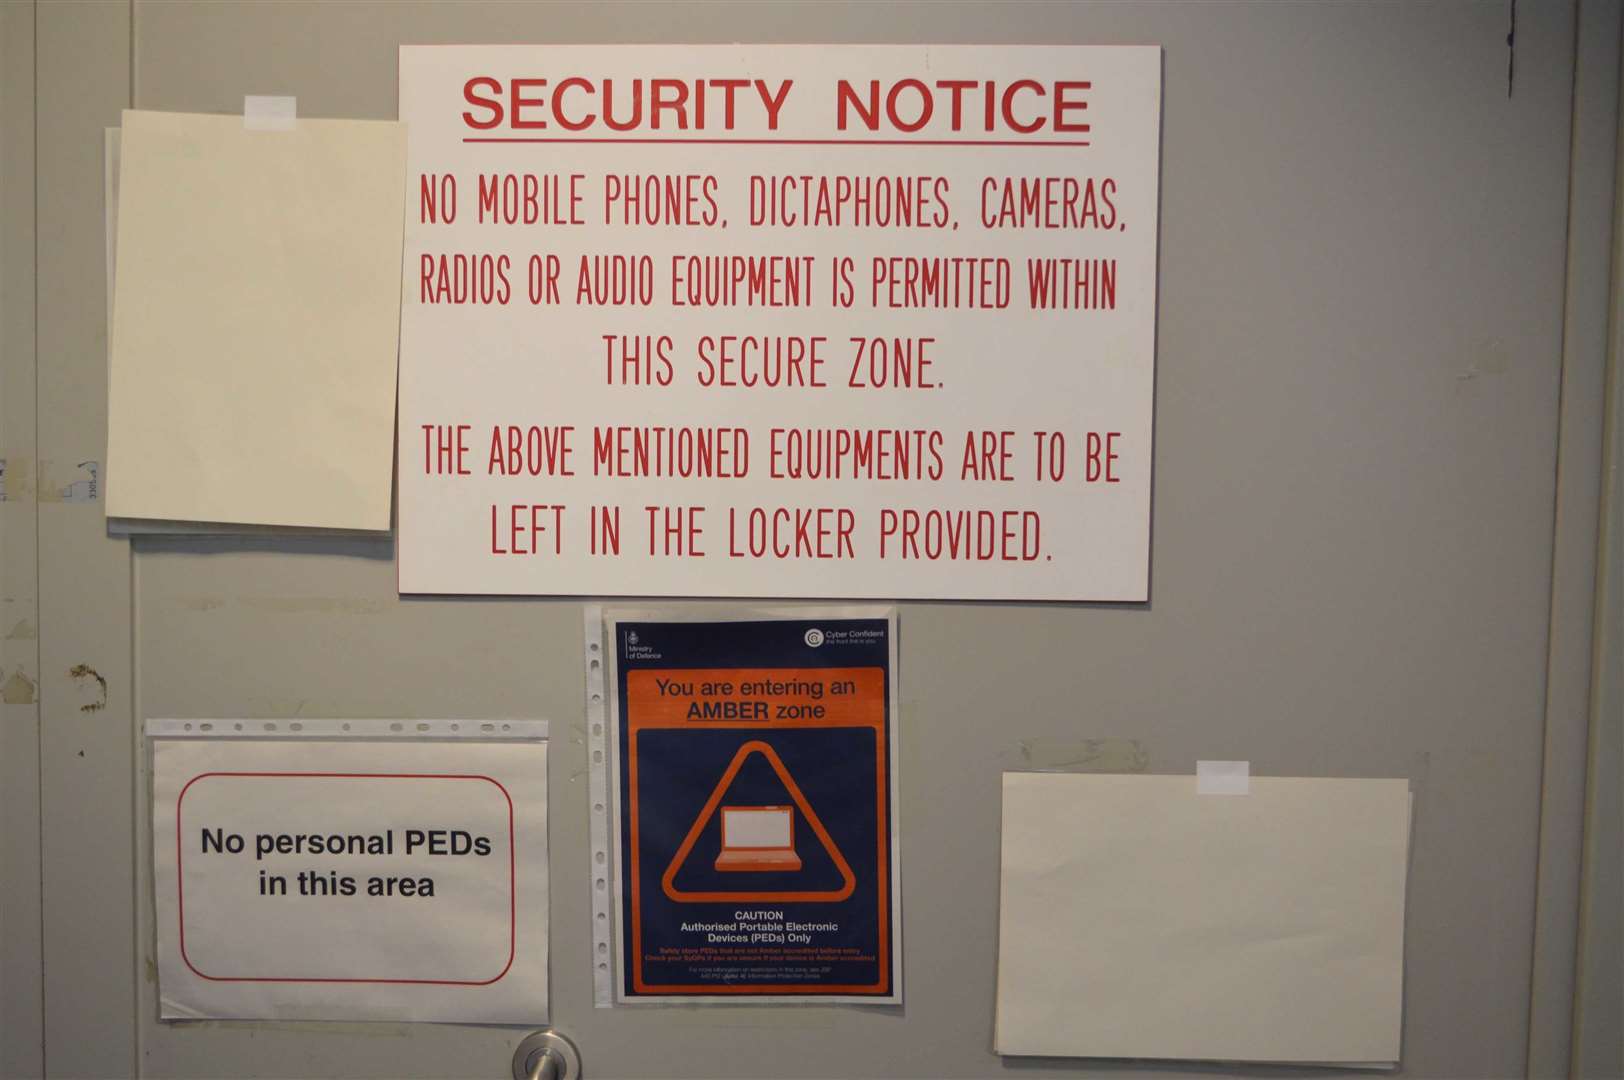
(107, 110, 405, 530)
(996, 772, 1410, 1065)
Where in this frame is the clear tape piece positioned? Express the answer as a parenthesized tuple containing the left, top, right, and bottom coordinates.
(243, 95, 296, 131)
(1196, 760, 1251, 795)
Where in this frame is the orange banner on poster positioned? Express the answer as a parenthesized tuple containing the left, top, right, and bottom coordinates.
(625, 667, 883, 728)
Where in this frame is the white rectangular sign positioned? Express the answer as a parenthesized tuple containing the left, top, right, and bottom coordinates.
(151, 726, 548, 1023)
(398, 45, 1161, 600)
(108, 110, 406, 531)
(996, 773, 1410, 1064)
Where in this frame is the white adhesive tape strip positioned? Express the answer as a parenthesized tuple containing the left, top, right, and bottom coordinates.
(244, 95, 296, 131)
(1196, 759, 1250, 795)
(584, 605, 614, 1008)
(144, 717, 547, 740)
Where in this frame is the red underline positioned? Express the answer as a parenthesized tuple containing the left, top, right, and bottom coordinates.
(462, 137, 1090, 148)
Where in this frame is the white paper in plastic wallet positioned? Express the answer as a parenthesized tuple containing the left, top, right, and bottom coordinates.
(150, 723, 548, 1023)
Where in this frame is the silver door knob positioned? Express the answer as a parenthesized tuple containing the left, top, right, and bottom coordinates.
(513, 1030, 582, 1080)
(528, 1051, 561, 1080)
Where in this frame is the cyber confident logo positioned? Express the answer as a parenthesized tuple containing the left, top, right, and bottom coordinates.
(803, 627, 885, 649)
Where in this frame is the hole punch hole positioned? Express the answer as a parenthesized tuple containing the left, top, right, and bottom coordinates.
(230, 723, 240, 731)
(200, 723, 213, 732)
(593, 802, 604, 813)
(593, 750, 603, 763)
(417, 722, 431, 732)
(451, 722, 460, 732)
(589, 641, 600, 653)
(590, 692, 602, 703)
(481, 723, 496, 733)
(595, 851, 605, 864)
(263, 722, 277, 732)
(590, 658, 600, 671)
(341, 722, 351, 731)
(502, 723, 511, 732)
(597, 942, 608, 955)
(183, 723, 193, 732)
(595, 877, 606, 891)
(592, 723, 602, 736)
(389, 722, 404, 733)
(598, 962, 608, 972)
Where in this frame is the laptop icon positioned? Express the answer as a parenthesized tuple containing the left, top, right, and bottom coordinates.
(714, 805, 803, 872)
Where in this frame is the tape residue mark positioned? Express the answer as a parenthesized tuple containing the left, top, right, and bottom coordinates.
(0, 456, 32, 501)
(1016, 737, 1149, 774)
(243, 596, 388, 616)
(1456, 339, 1509, 394)
(68, 663, 107, 712)
(37, 461, 99, 503)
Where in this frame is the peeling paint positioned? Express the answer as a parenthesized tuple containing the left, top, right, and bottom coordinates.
(2, 669, 37, 704)
(68, 663, 108, 712)
(6, 617, 35, 640)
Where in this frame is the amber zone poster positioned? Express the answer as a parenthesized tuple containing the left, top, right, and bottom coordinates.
(606, 608, 900, 1003)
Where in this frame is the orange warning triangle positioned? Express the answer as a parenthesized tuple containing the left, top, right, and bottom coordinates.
(661, 739, 856, 904)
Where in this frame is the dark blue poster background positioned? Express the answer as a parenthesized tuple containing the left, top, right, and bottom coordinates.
(614, 615, 896, 999)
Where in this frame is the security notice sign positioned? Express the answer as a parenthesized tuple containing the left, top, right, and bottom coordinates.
(149, 721, 548, 1023)
(397, 45, 1161, 601)
(602, 609, 900, 1002)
